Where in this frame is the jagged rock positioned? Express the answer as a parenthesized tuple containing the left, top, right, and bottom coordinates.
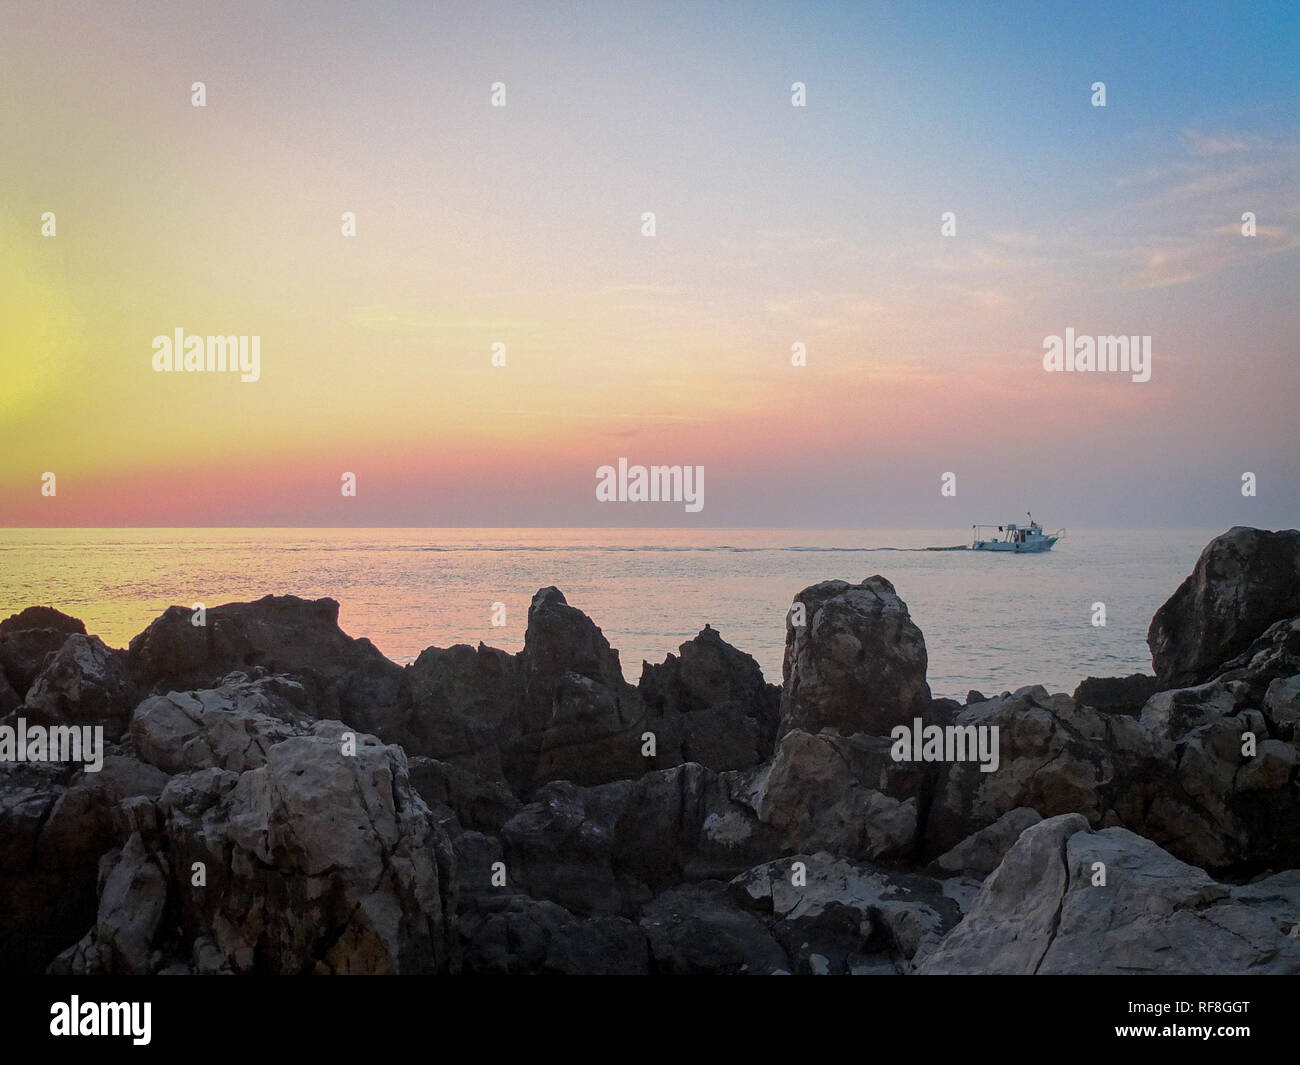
(933, 807, 1043, 876)
(1072, 674, 1161, 716)
(917, 680, 1299, 872)
(127, 596, 406, 739)
(53, 713, 457, 974)
(407, 756, 521, 835)
(923, 686, 1116, 857)
(918, 814, 1300, 974)
(0, 626, 76, 702)
(405, 589, 647, 793)
(779, 576, 930, 738)
(730, 853, 964, 974)
(500, 762, 774, 916)
(462, 894, 648, 974)
(1149, 527, 1300, 688)
(525, 587, 646, 787)
(405, 643, 527, 782)
(1131, 673, 1300, 869)
(639, 625, 780, 772)
(130, 673, 312, 774)
(754, 728, 924, 861)
(1211, 617, 1300, 702)
(640, 881, 788, 974)
(1138, 677, 1253, 741)
(9, 525, 1300, 978)
(1264, 673, 1300, 735)
(22, 634, 136, 742)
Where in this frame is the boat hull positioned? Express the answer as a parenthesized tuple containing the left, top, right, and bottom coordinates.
(972, 537, 1058, 553)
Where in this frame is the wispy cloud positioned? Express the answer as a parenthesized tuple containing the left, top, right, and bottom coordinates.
(1181, 128, 1254, 155)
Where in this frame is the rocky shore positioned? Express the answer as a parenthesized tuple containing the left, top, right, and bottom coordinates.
(2, 525, 1298, 975)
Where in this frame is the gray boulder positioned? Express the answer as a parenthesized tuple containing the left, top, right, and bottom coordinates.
(932, 807, 1043, 877)
(918, 814, 1300, 974)
(22, 634, 136, 742)
(779, 577, 930, 738)
(1149, 527, 1300, 688)
(754, 728, 925, 861)
(54, 706, 457, 974)
(731, 852, 965, 974)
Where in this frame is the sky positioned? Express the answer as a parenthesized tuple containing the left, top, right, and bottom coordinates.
(1, 0, 1297, 528)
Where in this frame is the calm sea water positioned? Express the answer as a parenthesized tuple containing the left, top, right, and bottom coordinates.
(0, 528, 1217, 701)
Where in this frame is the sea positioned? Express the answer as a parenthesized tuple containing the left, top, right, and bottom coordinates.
(0, 528, 1218, 701)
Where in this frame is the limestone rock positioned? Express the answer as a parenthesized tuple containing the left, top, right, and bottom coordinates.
(933, 807, 1043, 877)
(731, 852, 964, 974)
(53, 716, 457, 974)
(755, 728, 924, 861)
(23, 634, 136, 742)
(1149, 527, 1300, 688)
(779, 576, 930, 738)
(128, 595, 406, 739)
(920, 814, 1300, 974)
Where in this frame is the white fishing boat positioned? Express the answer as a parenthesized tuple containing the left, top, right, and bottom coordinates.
(971, 513, 1064, 553)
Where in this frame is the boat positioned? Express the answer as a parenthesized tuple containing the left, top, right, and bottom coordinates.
(971, 513, 1064, 553)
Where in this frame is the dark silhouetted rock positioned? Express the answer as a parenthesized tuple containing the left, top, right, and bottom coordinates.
(128, 595, 407, 740)
(0, 606, 87, 698)
(640, 881, 788, 974)
(462, 894, 648, 974)
(0, 753, 169, 974)
(1072, 673, 1160, 716)
(0, 672, 19, 716)
(405, 642, 525, 781)
(524, 587, 646, 787)
(0, 606, 85, 636)
(500, 762, 774, 917)
(638, 624, 780, 772)
(408, 756, 521, 835)
(404, 589, 647, 793)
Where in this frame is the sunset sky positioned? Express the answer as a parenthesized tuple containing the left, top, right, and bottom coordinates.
(2, 0, 1297, 527)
